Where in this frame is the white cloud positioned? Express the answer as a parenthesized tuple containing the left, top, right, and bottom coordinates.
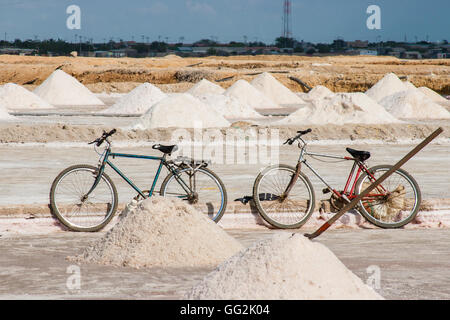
(139, 2, 169, 15)
(186, 0, 216, 16)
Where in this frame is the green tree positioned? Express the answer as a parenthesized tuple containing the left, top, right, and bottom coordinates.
(275, 37, 294, 48)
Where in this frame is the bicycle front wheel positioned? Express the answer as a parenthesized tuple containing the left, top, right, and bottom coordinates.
(355, 165, 421, 228)
(160, 167, 227, 223)
(49, 164, 118, 232)
(252, 164, 315, 229)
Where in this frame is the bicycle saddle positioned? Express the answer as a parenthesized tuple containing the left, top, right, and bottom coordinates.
(152, 144, 178, 155)
(346, 147, 371, 161)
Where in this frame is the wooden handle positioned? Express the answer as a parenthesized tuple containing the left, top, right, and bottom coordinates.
(305, 127, 443, 239)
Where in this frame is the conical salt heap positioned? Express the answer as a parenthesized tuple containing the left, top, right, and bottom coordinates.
(0, 102, 16, 121)
(0, 83, 53, 110)
(251, 72, 305, 105)
(224, 79, 280, 110)
(379, 89, 450, 119)
(418, 87, 449, 104)
(278, 92, 401, 125)
(185, 233, 383, 300)
(34, 70, 104, 106)
(135, 93, 230, 129)
(102, 83, 167, 114)
(303, 85, 334, 101)
(197, 94, 263, 119)
(71, 197, 243, 268)
(188, 79, 225, 96)
(365, 73, 406, 102)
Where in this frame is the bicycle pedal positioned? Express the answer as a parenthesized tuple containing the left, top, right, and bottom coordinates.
(322, 188, 331, 194)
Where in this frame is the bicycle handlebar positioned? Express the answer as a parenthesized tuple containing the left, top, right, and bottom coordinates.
(88, 129, 117, 147)
(283, 128, 312, 145)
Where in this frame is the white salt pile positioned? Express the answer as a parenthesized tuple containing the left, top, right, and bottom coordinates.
(0, 103, 16, 121)
(71, 197, 243, 268)
(366, 73, 407, 102)
(303, 85, 334, 101)
(187, 79, 225, 96)
(186, 233, 383, 300)
(102, 83, 167, 114)
(197, 93, 263, 119)
(34, 70, 104, 106)
(403, 81, 417, 90)
(0, 83, 53, 110)
(135, 93, 230, 129)
(224, 79, 280, 109)
(379, 89, 450, 119)
(251, 72, 305, 105)
(278, 92, 401, 126)
(418, 87, 449, 104)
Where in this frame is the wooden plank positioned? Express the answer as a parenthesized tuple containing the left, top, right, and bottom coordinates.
(304, 127, 444, 239)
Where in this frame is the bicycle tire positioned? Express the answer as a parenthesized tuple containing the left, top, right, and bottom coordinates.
(160, 167, 227, 223)
(355, 164, 421, 228)
(49, 164, 118, 232)
(252, 164, 315, 229)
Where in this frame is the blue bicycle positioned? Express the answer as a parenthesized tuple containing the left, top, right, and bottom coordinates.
(49, 129, 227, 232)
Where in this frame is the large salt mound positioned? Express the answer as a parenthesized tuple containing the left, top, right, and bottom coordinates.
(224, 79, 280, 109)
(102, 83, 167, 114)
(0, 103, 16, 121)
(418, 87, 448, 103)
(251, 72, 305, 105)
(34, 70, 104, 106)
(135, 93, 230, 129)
(197, 93, 263, 119)
(0, 83, 53, 110)
(403, 81, 416, 90)
(303, 85, 334, 101)
(71, 197, 243, 268)
(188, 79, 225, 96)
(379, 89, 450, 119)
(278, 92, 401, 125)
(366, 73, 406, 102)
(186, 233, 383, 300)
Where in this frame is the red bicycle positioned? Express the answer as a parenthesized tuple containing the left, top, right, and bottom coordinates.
(252, 129, 422, 229)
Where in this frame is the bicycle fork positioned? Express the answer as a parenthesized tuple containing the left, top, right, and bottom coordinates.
(279, 162, 302, 202)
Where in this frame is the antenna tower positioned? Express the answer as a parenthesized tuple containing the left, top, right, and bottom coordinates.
(282, 0, 292, 39)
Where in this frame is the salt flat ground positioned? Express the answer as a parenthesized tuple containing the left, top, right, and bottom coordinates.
(0, 228, 449, 300)
(0, 141, 448, 206)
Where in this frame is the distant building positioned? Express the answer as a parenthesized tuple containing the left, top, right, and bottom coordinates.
(0, 48, 36, 55)
(359, 49, 378, 56)
(110, 48, 138, 58)
(94, 51, 113, 58)
(347, 40, 369, 48)
(402, 51, 422, 59)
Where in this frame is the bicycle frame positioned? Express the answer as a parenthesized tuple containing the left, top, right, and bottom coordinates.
(86, 143, 193, 200)
(293, 139, 386, 202)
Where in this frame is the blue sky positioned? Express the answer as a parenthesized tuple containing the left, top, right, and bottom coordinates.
(0, 0, 449, 43)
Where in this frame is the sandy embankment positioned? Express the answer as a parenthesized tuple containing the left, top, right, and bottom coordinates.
(0, 122, 449, 144)
(1, 54, 449, 94)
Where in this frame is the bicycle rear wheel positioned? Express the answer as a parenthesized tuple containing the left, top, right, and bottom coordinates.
(160, 167, 227, 223)
(49, 164, 118, 232)
(355, 165, 421, 228)
(252, 164, 315, 229)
